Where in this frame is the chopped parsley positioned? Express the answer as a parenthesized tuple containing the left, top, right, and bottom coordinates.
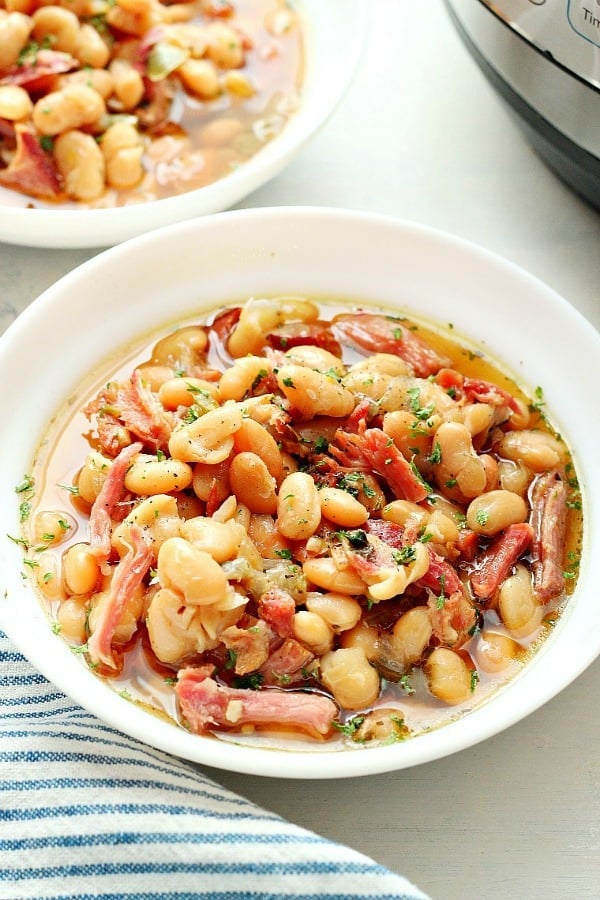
(427, 441, 442, 465)
(18, 502, 31, 524)
(407, 386, 435, 421)
(58, 483, 80, 496)
(392, 545, 417, 565)
(337, 528, 369, 548)
(338, 473, 362, 496)
(231, 672, 264, 690)
(320, 367, 342, 382)
(314, 436, 329, 453)
(475, 508, 489, 527)
(333, 715, 365, 737)
(529, 385, 546, 415)
(399, 673, 415, 695)
(15, 475, 35, 496)
(436, 573, 446, 609)
(251, 368, 269, 390)
(409, 460, 433, 495)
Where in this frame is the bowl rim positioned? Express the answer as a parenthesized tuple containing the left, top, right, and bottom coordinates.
(0, 0, 370, 249)
(0, 205, 598, 779)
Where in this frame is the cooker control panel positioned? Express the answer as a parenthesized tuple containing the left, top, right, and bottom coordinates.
(478, 0, 600, 85)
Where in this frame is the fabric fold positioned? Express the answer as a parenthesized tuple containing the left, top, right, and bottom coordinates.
(0, 631, 429, 900)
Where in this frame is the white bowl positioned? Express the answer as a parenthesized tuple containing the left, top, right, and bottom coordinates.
(0, 1, 367, 250)
(0, 207, 598, 779)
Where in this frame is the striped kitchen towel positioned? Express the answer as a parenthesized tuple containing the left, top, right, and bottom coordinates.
(0, 630, 429, 900)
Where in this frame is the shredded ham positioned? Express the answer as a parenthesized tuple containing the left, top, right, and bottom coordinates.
(259, 638, 314, 686)
(89, 442, 142, 562)
(332, 427, 428, 502)
(332, 313, 451, 377)
(364, 518, 464, 596)
(209, 306, 242, 342)
(265, 321, 342, 357)
(0, 126, 61, 200)
(116, 370, 174, 450)
(471, 522, 534, 602)
(176, 665, 336, 736)
(87, 524, 153, 670)
(136, 77, 176, 132)
(427, 589, 477, 648)
(257, 587, 296, 638)
(1, 49, 77, 89)
(86, 372, 174, 454)
(416, 549, 464, 597)
(220, 621, 271, 675)
(530, 471, 567, 603)
(462, 377, 522, 414)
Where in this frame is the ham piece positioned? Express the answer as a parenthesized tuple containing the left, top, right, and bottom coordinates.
(176, 665, 337, 736)
(1, 49, 77, 88)
(265, 321, 342, 357)
(364, 517, 464, 597)
(257, 587, 296, 638)
(471, 522, 534, 602)
(89, 442, 143, 562)
(332, 313, 451, 378)
(416, 548, 464, 597)
(332, 427, 428, 503)
(116, 370, 174, 450)
(0, 126, 61, 200)
(259, 638, 314, 686)
(530, 470, 567, 603)
(220, 621, 271, 675)
(87, 524, 153, 669)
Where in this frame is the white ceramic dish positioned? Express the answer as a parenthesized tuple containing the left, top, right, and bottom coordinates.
(0, 1, 367, 250)
(0, 206, 598, 779)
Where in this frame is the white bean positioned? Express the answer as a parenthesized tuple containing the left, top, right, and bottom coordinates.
(33, 85, 105, 137)
(425, 648, 474, 704)
(169, 402, 244, 464)
(0, 84, 32, 120)
(466, 490, 528, 537)
(293, 610, 334, 655)
(320, 647, 380, 710)
(277, 471, 321, 540)
(305, 592, 362, 633)
(157, 536, 229, 607)
(54, 130, 105, 202)
(498, 564, 542, 636)
(319, 487, 368, 528)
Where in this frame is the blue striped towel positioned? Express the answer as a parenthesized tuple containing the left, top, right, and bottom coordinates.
(0, 631, 429, 900)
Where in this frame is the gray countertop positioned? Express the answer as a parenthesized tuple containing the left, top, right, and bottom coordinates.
(2, 3, 599, 898)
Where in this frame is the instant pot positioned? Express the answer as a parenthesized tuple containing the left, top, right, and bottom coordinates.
(444, 0, 600, 208)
